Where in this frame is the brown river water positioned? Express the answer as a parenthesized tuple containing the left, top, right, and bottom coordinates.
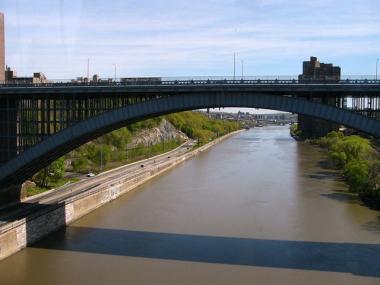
(0, 126, 379, 285)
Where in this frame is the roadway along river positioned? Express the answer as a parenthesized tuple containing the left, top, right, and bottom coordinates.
(0, 126, 379, 285)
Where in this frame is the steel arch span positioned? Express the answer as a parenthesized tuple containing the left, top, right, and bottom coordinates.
(0, 93, 379, 187)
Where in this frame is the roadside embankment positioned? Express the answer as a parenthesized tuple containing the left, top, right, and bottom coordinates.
(0, 129, 244, 261)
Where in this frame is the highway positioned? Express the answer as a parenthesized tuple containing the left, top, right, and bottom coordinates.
(0, 140, 196, 227)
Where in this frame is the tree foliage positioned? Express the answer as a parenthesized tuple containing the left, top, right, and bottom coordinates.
(166, 111, 240, 144)
(343, 159, 370, 191)
(313, 131, 380, 206)
(33, 157, 65, 187)
(328, 135, 373, 166)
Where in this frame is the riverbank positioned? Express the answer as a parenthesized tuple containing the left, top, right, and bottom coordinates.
(308, 132, 380, 209)
(289, 124, 380, 209)
(0, 129, 244, 261)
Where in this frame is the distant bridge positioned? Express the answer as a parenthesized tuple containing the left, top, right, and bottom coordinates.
(0, 78, 379, 202)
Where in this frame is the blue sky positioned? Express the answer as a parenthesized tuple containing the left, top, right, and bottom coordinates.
(0, 0, 379, 79)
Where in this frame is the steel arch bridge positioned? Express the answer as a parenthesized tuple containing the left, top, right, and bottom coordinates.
(0, 91, 379, 188)
(0, 79, 379, 203)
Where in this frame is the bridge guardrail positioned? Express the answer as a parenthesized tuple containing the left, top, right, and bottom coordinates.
(0, 75, 379, 88)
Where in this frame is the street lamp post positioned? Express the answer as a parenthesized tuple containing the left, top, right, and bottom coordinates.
(241, 59, 244, 80)
(233, 53, 236, 81)
(113, 64, 117, 82)
(376, 58, 379, 82)
(87, 58, 90, 80)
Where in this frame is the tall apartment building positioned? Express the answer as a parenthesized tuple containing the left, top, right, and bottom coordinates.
(297, 56, 341, 138)
(0, 12, 4, 82)
(299, 56, 340, 82)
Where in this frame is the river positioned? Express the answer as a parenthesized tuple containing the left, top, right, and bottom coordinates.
(0, 126, 379, 285)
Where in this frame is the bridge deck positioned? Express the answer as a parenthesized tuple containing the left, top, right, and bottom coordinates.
(0, 80, 379, 97)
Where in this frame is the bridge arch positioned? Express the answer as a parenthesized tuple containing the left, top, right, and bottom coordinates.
(1, 93, 379, 186)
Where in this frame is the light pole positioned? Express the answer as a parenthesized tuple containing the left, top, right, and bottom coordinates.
(241, 59, 244, 80)
(87, 58, 90, 80)
(233, 53, 236, 81)
(113, 64, 117, 82)
(376, 58, 379, 82)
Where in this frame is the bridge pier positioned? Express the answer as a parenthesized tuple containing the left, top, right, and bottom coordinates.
(298, 115, 339, 138)
(298, 96, 339, 138)
(0, 98, 22, 206)
(0, 184, 27, 206)
(0, 98, 18, 164)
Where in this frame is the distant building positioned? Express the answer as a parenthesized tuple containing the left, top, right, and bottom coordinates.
(0, 12, 4, 82)
(5, 66, 16, 81)
(71, 77, 88, 83)
(71, 75, 113, 84)
(32, 72, 47, 83)
(5, 66, 48, 83)
(298, 56, 340, 82)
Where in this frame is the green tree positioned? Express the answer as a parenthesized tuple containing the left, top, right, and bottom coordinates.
(328, 135, 374, 168)
(71, 156, 89, 173)
(33, 157, 65, 187)
(367, 160, 380, 193)
(343, 159, 370, 192)
(94, 145, 112, 168)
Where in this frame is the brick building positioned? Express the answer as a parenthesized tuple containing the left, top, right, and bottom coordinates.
(297, 57, 341, 138)
(299, 56, 340, 82)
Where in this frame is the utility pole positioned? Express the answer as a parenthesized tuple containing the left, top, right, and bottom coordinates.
(376, 58, 379, 82)
(114, 64, 117, 82)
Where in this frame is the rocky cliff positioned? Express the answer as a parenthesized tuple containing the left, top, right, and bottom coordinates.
(127, 119, 188, 148)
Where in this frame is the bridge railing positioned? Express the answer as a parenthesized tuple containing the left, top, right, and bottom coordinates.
(0, 76, 379, 87)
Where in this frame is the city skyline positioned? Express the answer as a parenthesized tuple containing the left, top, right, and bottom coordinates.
(0, 0, 379, 79)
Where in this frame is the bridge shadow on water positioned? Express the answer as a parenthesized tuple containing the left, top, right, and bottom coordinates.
(31, 226, 380, 278)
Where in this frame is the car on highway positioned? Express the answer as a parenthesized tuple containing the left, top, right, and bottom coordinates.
(87, 172, 95, 177)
